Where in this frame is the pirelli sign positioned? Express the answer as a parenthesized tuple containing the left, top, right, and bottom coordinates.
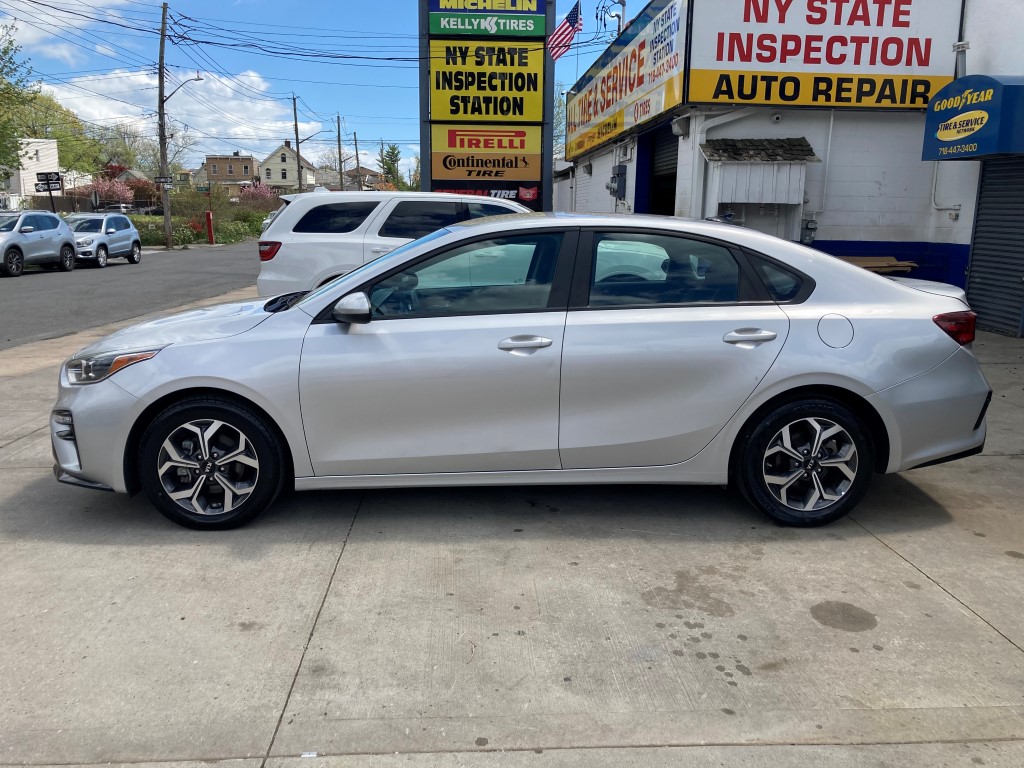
(421, 0, 551, 210)
(431, 125, 541, 181)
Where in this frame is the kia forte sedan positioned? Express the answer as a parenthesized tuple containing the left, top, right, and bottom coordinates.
(51, 214, 991, 530)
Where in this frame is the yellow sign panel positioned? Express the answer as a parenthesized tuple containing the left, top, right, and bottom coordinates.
(936, 110, 989, 141)
(688, 70, 951, 109)
(431, 124, 541, 181)
(430, 39, 544, 123)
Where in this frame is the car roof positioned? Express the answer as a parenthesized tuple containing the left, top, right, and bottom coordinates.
(279, 190, 527, 206)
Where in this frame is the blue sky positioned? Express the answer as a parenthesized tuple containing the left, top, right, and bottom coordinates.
(2, 0, 623, 175)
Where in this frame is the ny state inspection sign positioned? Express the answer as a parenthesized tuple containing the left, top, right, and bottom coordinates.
(430, 40, 544, 122)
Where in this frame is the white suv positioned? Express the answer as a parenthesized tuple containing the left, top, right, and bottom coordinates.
(256, 191, 528, 296)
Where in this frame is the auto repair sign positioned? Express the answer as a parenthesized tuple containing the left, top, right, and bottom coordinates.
(565, 0, 686, 160)
(688, 0, 963, 108)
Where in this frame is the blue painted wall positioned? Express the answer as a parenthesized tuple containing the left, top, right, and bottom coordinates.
(812, 241, 971, 287)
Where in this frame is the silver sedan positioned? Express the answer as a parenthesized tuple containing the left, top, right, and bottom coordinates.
(51, 213, 991, 529)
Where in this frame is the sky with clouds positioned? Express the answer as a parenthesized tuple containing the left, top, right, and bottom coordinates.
(1, 0, 621, 176)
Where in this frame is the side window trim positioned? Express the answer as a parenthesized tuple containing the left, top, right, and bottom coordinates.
(312, 227, 580, 323)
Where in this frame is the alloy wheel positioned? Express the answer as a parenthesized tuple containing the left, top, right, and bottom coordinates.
(60, 246, 75, 271)
(156, 419, 260, 516)
(96, 246, 107, 267)
(4, 249, 23, 276)
(762, 417, 858, 513)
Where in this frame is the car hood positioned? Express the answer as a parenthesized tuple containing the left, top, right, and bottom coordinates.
(75, 298, 272, 357)
(889, 277, 968, 304)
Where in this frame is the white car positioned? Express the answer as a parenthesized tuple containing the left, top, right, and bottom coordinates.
(52, 213, 990, 530)
(256, 191, 528, 296)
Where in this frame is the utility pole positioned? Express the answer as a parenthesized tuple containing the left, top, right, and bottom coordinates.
(158, 2, 171, 249)
(292, 95, 303, 193)
(337, 114, 344, 191)
(353, 132, 362, 191)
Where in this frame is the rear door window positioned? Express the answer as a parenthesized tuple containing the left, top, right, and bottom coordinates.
(293, 201, 380, 233)
(467, 202, 518, 219)
(378, 200, 462, 239)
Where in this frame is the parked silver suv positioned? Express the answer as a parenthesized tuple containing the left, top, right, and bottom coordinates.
(0, 211, 77, 277)
(66, 214, 143, 268)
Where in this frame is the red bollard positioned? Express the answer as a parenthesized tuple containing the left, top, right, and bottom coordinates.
(206, 210, 214, 244)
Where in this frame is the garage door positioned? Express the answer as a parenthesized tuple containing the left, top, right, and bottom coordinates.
(967, 157, 1024, 337)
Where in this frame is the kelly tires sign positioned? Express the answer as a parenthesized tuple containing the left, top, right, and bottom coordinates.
(687, 0, 962, 109)
(427, 0, 546, 37)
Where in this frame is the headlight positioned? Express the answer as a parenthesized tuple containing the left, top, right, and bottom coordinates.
(76, 238, 93, 246)
(65, 349, 161, 385)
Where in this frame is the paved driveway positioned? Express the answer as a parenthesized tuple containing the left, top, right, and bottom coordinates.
(0, 295, 1022, 766)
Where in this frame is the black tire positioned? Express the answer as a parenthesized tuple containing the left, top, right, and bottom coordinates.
(126, 241, 142, 264)
(1, 247, 23, 277)
(138, 397, 286, 530)
(57, 244, 76, 272)
(736, 398, 875, 527)
(95, 245, 108, 268)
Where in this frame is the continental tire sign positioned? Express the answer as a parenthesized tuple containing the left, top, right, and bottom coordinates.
(431, 125, 541, 181)
(688, 0, 962, 108)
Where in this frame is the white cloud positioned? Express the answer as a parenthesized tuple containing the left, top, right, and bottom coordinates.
(2, 0, 138, 67)
(42, 67, 328, 169)
(95, 44, 117, 59)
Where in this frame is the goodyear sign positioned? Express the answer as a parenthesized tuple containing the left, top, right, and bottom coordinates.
(431, 124, 541, 181)
(428, 0, 546, 36)
(566, 0, 686, 160)
(430, 40, 544, 122)
(688, 0, 961, 108)
(923, 75, 1024, 160)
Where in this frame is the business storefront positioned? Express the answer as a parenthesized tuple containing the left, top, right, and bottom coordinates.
(558, 0, 1002, 291)
(923, 75, 1024, 336)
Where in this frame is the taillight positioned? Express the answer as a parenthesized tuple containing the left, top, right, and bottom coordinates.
(258, 241, 281, 261)
(933, 310, 977, 345)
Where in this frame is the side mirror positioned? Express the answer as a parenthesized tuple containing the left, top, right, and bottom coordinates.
(19, 226, 34, 234)
(106, 228, 117, 235)
(331, 292, 372, 325)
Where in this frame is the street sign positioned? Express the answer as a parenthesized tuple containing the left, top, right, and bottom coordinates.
(154, 176, 173, 184)
(196, 185, 210, 192)
(35, 171, 60, 183)
(34, 181, 61, 192)
(162, 183, 174, 190)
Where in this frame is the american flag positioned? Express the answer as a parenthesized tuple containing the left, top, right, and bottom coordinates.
(548, 1, 583, 62)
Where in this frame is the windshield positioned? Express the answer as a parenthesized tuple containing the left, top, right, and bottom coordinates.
(0, 215, 20, 232)
(69, 219, 103, 233)
(297, 227, 453, 309)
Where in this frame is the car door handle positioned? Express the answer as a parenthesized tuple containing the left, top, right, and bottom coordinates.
(723, 328, 778, 345)
(371, 247, 393, 254)
(498, 335, 553, 355)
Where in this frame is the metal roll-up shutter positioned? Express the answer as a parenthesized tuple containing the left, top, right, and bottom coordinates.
(968, 157, 1024, 337)
(653, 127, 679, 177)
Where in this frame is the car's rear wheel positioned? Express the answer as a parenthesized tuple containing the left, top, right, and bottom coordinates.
(126, 242, 142, 264)
(737, 398, 874, 526)
(95, 245, 108, 268)
(58, 245, 76, 272)
(138, 397, 286, 529)
(1, 247, 23, 277)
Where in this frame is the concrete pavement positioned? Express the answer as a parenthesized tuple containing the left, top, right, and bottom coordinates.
(0, 292, 1022, 766)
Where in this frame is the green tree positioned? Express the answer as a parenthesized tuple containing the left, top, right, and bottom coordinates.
(376, 141, 406, 190)
(0, 25, 38, 171)
(9, 91, 103, 172)
(410, 153, 421, 190)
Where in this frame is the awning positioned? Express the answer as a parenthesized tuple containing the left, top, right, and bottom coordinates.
(922, 74, 1024, 161)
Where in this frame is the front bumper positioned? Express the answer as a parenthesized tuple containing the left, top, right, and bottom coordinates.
(50, 373, 141, 493)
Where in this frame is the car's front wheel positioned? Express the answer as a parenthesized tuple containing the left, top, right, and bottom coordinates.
(1, 247, 23, 277)
(58, 245, 76, 272)
(126, 242, 142, 264)
(94, 245, 108, 268)
(737, 398, 875, 526)
(138, 397, 286, 529)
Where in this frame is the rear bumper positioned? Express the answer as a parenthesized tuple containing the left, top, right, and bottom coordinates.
(869, 347, 991, 473)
